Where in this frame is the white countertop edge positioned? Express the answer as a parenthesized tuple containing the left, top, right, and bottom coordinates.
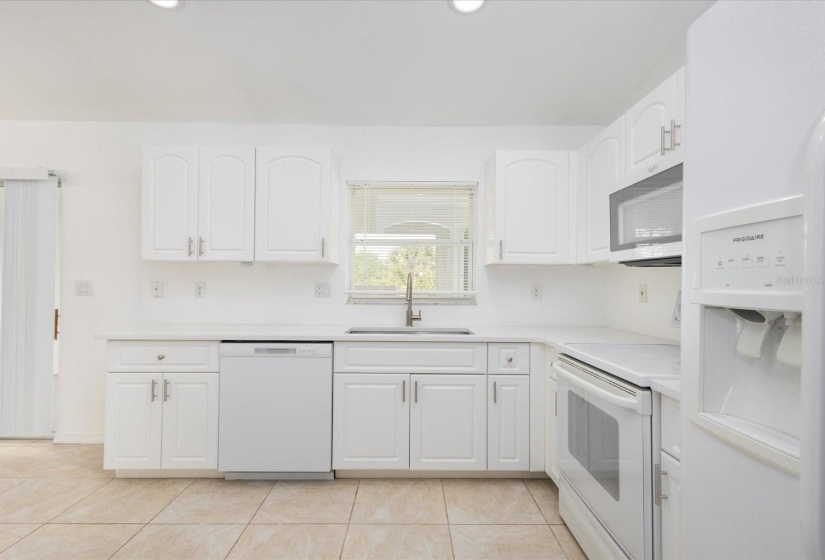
(95, 324, 674, 348)
(651, 379, 682, 401)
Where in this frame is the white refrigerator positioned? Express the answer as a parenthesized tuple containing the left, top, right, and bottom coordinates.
(683, 2, 825, 559)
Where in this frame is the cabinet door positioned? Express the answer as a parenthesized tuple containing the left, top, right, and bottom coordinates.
(660, 451, 682, 560)
(410, 374, 486, 471)
(255, 148, 334, 262)
(493, 151, 571, 264)
(198, 147, 255, 262)
(579, 116, 625, 263)
(161, 373, 219, 469)
(673, 66, 685, 152)
(104, 373, 162, 470)
(333, 374, 409, 470)
(544, 376, 559, 483)
(488, 375, 529, 471)
(142, 146, 199, 261)
(625, 75, 676, 175)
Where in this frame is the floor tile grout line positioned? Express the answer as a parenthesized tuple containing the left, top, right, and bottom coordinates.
(441, 479, 457, 560)
(549, 525, 573, 560)
(223, 479, 278, 560)
(0, 523, 43, 556)
(39, 477, 114, 526)
(339, 478, 360, 560)
(104, 522, 148, 560)
(143, 478, 197, 526)
(522, 478, 552, 525)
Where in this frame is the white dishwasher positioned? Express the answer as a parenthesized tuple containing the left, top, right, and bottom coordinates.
(219, 342, 333, 478)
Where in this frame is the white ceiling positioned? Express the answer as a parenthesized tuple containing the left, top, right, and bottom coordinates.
(0, 0, 713, 125)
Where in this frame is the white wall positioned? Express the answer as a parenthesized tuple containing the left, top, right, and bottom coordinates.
(604, 266, 681, 342)
(0, 121, 616, 441)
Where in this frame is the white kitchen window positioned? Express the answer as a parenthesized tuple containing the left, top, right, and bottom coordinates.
(347, 182, 477, 304)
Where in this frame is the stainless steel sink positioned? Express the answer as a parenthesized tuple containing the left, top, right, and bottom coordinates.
(346, 327, 474, 335)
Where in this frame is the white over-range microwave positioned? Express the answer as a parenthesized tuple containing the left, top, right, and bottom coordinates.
(609, 151, 684, 267)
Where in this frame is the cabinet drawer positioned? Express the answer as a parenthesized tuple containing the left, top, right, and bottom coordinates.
(661, 394, 681, 460)
(107, 341, 219, 373)
(488, 343, 530, 374)
(334, 342, 487, 374)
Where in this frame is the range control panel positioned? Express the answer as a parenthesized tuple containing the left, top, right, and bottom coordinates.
(700, 215, 804, 291)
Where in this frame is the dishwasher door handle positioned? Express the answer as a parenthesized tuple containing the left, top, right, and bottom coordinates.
(254, 348, 297, 355)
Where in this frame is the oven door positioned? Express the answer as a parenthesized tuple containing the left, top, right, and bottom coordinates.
(554, 358, 653, 560)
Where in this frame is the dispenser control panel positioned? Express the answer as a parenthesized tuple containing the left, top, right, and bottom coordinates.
(700, 214, 804, 291)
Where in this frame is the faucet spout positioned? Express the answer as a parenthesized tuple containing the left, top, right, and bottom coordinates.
(405, 272, 422, 327)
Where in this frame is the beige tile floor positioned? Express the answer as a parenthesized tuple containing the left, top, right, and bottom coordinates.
(0, 441, 588, 560)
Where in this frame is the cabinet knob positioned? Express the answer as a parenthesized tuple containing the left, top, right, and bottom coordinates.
(507, 356, 513, 363)
(157, 354, 165, 361)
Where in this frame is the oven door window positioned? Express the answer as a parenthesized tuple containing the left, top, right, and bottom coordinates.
(568, 391, 621, 501)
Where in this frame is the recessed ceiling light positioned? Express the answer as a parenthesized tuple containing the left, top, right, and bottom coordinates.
(449, 0, 487, 15)
(149, 0, 180, 9)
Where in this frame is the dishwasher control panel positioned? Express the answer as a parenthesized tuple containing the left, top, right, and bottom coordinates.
(219, 343, 332, 358)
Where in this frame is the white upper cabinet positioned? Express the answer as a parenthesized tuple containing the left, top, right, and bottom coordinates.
(625, 67, 685, 175)
(142, 147, 199, 261)
(255, 148, 339, 263)
(578, 116, 625, 263)
(487, 150, 571, 265)
(198, 147, 255, 262)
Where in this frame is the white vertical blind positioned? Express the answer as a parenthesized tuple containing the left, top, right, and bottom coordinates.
(347, 182, 477, 304)
(0, 178, 57, 437)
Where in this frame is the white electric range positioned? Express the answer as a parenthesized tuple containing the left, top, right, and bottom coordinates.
(553, 342, 680, 560)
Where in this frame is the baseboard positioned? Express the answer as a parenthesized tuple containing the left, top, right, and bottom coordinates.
(116, 469, 224, 479)
(334, 469, 551, 479)
(53, 431, 104, 444)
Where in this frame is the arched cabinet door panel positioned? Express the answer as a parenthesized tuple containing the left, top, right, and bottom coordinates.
(487, 150, 571, 265)
(142, 147, 199, 261)
(255, 148, 338, 263)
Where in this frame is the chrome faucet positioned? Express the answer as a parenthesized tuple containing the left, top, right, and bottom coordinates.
(405, 272, 422, 327)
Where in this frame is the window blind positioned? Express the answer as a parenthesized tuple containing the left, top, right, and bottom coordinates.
(347, 182, 477, 304)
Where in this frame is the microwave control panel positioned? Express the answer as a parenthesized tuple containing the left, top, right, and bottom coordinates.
(700, 214, 804, 291)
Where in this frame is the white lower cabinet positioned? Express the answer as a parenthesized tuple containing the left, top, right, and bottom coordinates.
(332, 374, 410, 470)
(104, 372, 218, 470)
(488, 375, 530, 471)
(410, 374, 487, 471)
(660, 451, 682, 559)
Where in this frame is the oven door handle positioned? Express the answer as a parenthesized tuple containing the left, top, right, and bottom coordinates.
(552, 362, 643, 413)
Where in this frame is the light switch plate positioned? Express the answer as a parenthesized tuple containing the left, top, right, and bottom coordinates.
(639, 283, 648, 303)
(152, 281, 163, 298)
(195, 282, 206, 298)
(75, 280, 94, 296)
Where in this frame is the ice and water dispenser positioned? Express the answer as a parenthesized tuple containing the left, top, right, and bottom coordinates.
(688, 195, 804, 473)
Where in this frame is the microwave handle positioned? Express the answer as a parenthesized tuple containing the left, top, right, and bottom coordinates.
(552, 362, 642, 413)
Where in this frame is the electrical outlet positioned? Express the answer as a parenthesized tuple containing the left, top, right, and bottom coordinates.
(152, 281, 163, 298)
(75, 281, 94, 296)
(671, 290, 682, 327)
(315, 282, 331, 298)
(530, 283, 543, 301)
(195, 282, 206, 298)
(639, 283, 648, 303)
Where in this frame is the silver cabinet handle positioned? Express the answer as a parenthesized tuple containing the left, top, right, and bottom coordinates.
(188, 237, 194, 257)
(506, 356, 513, 363)
(499, 240, 503, 260)
(493, 381, 497, 404)
(660, 125, 672, 156)
(402, 379, 406, 403)
(321, 237, 326, 258)
(163, 379, 170, 402)
(198, 237, 204, 256)
(414, 380, 418, 403)
(157, 354, 165, 361)
(655, 463, 669, 505)
(671, 119, 681, 149)
(150, 379, 157, 402)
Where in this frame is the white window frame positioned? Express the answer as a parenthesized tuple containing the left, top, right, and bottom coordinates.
(346, 181, 478, 305)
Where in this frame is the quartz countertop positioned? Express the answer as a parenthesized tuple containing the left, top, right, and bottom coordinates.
(96, 324, 671, 347)
(651, 379, 682, 401)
